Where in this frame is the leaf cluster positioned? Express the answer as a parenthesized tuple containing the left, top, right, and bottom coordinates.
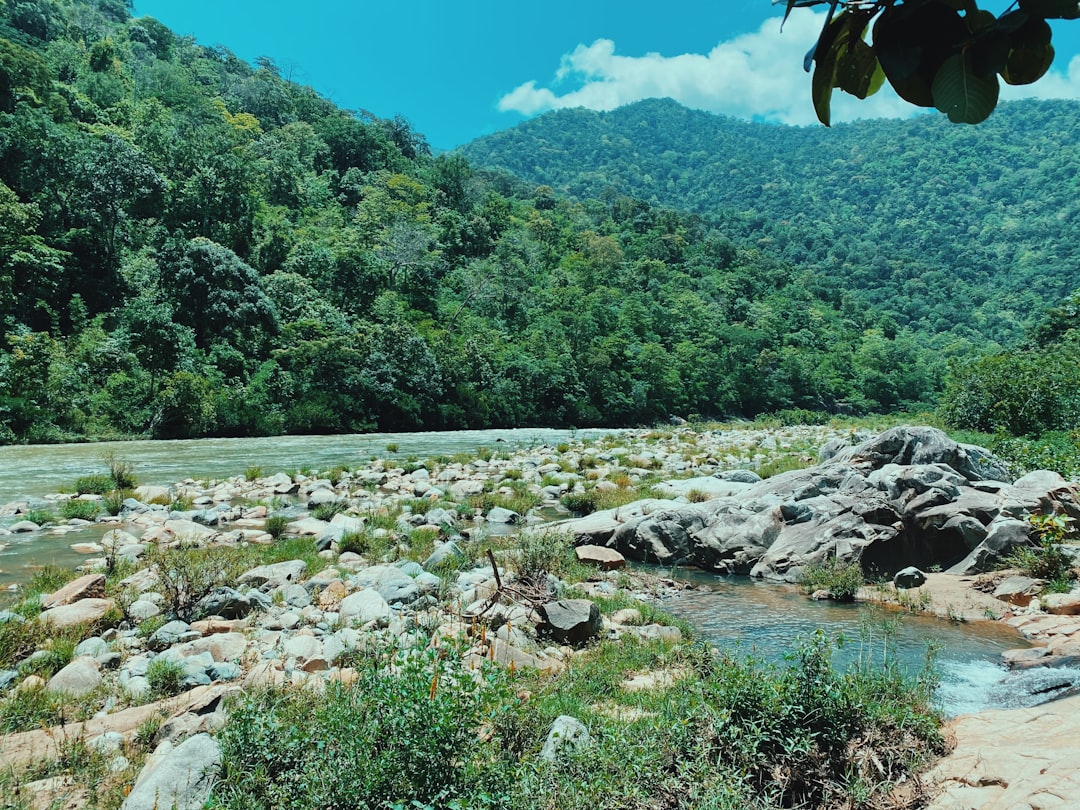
(793, 0, 1075, 125)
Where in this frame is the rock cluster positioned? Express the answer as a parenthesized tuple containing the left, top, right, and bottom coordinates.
(558, 427, 1080, 581)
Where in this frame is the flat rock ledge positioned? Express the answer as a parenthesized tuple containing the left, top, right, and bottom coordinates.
(927, 693, 1080, 810)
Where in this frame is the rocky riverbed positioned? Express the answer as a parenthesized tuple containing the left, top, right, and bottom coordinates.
(0, 424, 1078, 809)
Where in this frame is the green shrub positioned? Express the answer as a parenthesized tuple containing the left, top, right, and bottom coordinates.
(146, 657, 186, 699)
(102, 488, 133, 516)
(311, 501, 345, 522)
(264, 515, 289, 539)
(560, 490, 598, 517)
(0, 616, 45, 670)
(59, 499, 101, 521)
(146, 546, 247, 622)
(103, 452, 138, 490)
(799, 556, 865, 601)
(73, 474, 112, 495)
(213, 644, 515, 809)
(22, 508, 54, 526)
(0, 682, 67, 733)
(243, 466, 264, 482)
(24, 565, 76, 599)
(515, 530, 584, 586)
(385, 442, 399, 453)
(1006, 512, 1077, 591)
(756, 454, 813, 479)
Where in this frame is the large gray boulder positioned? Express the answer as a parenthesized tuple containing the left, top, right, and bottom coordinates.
(121, 734, 220, 810)
(536, 599, 602, 646)
(554, 426, 1079, 582)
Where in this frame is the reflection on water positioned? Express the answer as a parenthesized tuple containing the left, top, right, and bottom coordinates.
(663, 570, 1080, 715)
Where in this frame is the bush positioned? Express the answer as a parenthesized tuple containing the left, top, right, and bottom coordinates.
(103, 452, 138, 490)
(22, 507, 54, 526)
(146, 545, 247, 622)
(146, 657, 186, 699)
(243, 466, 264, 482)
(264, 515, 289, 539)
(1007, 512, 1077, 592)
(799, 556, 865, 601)
(213, 644, 516, 809)
(939, 348, 1080, 436)
(311, 501, 345, 522)
(59, 499, 101, 521)
(101, 488, 128, 516)
(73, 474, 113, 495)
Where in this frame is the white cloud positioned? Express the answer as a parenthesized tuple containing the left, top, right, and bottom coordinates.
(497, 13, 1080, 126)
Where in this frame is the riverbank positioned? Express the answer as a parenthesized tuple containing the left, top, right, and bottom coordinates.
(0, 424, 1077, 808)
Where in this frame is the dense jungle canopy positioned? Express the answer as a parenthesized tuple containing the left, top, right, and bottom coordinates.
(1, 0, 1078, 443)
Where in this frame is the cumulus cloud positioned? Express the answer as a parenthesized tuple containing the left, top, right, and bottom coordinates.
(497, 12, 1080, 126)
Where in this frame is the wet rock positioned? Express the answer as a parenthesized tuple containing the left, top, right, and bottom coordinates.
(9, 520, 40, 532)
(486, 506, 521, 524)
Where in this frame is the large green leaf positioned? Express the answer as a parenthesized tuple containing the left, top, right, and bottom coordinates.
(873, 2, 968, 108)
(1001, 15, 1056, 85)
(811, 9, 877, 126)
(932, 53, 1000, 123)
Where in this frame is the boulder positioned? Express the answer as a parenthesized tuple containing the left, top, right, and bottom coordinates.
(238, 560, 307, 590)
(486, 506, 521, 524)
(41, 574, 106, 608)
(339, 590, 391, 624)
(1043, 592, 1080, 616)
(195, 587, 255, 620)
(574, 545, 627, 571)
(894, 566, 927, 589)
(993, 575, 1043, 607)
(46, 657, 101, 697)
(539, 716, 591, 762)
(41, 599, 116, 630)
(536, 599, 602, 646)
(121, 733, 221, 810)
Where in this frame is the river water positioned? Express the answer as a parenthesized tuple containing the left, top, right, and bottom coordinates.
(664, 570, 1080, 716)
(2, 429, 1077, 715)
(0, 428, 600, 588)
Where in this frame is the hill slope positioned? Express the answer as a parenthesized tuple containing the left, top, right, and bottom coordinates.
(0, 1, 956, 441)
(461, 97, 1080, 347)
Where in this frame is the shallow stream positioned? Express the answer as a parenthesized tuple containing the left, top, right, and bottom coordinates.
(664, 570, 1080, 716)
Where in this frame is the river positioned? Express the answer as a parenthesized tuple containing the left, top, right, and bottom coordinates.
(0, 428, 602, 588)
(2, 428, 1076, 715)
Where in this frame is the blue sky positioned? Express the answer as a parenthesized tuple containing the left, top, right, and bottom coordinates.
(134, 1, 1080, 150)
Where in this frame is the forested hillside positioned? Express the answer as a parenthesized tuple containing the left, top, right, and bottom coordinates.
(462, 97, 1080, 350)
(0, 1, 1063, 444)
